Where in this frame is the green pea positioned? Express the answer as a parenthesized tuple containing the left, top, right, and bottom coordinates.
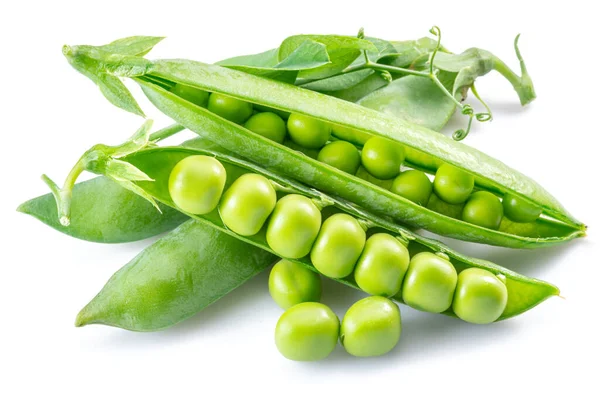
(275, 302, 339, 361)
(331, 124, 372, 145)
(244, 112, 287, 143)
(266, 194, 321, 259)
(310, 213, 366, 279)
(254, 104, 291, 119)
(283, 138, 320, 159)
(219, 173, 277, 236)
(171, 83, 209, 107)
(433, 163, 474, 204)
(168, 156, 226, 214)
(391, 170, 432, 206)
(355, 166, 393, 190)
(354, 233, 410, 297)
(207, 93, 253, 124)
(503, 193, 542, 223)
(341, 296, 401, 357)
(269, 260, 322, 310)
(462, 191, 503, 230)
(453, 268, 508, 324)
(287, 113, 331, 149)
(317, 141, 361, 175)
(402, 252, 457, 313)
(361, 136, 405, 180)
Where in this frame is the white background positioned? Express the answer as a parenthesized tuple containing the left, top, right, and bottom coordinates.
(1, 1, 598, 402)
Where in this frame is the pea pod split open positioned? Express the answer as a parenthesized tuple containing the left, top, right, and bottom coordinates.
(109, 145, 558, 321)
(63, 46, 586, 248)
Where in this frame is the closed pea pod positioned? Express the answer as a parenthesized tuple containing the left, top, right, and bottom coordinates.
(266, 194, 321, 259)
(219, 173, 277, 236)
(207, 93, 253, 124)
(391, 170, 432, 206)
(433, 163, 474, 204)
(341, 296, 401, 357)
(287, 113, 331, 149)
(317, 141, 361, 175)
(361, 136, 405, 180)
(269, 260, 322, 310)
(244, 112, 287, 144)
(402, 252, 458, 313)
(168, 155, 226, 214)
(354, 233, 410, 297)
(503, 193, 542, 223)
(462, 191, 503, 230)
(453, 268, 508, 324)
(310, 213, 366, 279)
(275, 302, 339, 361)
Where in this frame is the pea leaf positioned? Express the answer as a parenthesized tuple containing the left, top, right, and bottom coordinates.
(379, 37, 439, 68)
(301, 69, 374, 92)
(432, 49, 495, 97)
(98, 36, 165, 56)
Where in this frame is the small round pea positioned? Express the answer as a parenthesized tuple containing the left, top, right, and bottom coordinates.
(269, 260, 322, 310)
(361, 136, 406, 180)
(171, 83, 209, 107)
(433, 163, 474, 204)
(354, 233, 410, 297)
(266, 195, 321, 259)
(275, 302, 339, 361)
(391, 170, 433, 206)
(462, 191, 504, 230)
(207, 93, 253, 124)
(244, 112, 287, 143)
(503, 193, 542, 223)
(341, 296, 401, 357)
(331, 124, 372, 145)
(219, 174, 277, 236)
(453, 268, 508, 324)
(355, 166, 394, 190)
(287, 113, 331, 149)
(168, 156, 226, 215)
(402, 252, 458, 313)
(310, 213, 366, 279)
(317, 141, 361, 174)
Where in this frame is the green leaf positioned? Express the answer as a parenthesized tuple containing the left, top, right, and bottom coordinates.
(97, 74, 145, 116)
(380, 37, 440, 68)
(301, 69, 374, 92)
(433, 49, 494, 96)
(105, 159, 154, 182)
(98, 36, 165, 56)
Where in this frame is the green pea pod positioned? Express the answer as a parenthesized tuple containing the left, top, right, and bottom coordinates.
(108, 146, 559, 321)
(76, 219, 276, 331)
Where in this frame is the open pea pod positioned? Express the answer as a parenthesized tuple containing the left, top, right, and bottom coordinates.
(115, 146, 558, 321)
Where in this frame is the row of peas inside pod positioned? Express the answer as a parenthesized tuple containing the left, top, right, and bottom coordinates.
(168, 151, 510, 361)
(172, 84, 543, 232)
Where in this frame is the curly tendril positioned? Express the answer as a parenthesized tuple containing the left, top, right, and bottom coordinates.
(428, 26, 442, 76)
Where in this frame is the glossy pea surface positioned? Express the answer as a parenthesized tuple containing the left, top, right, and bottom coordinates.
(269, 260, 322, 310)
(361, 136, 405, 180)
(287, 113, 331, 149)
(275, 302, 339, 361)
(244, 112, 287, 143)
(453, 268, 508, 324)
(266, 194, 321, 259)
(433, 163, 474, 204)
(207, 93, 253, 124)
(171, 83, 209, 107)
(219, 173, 277, 236)
(168, 156, 226, 214)
(503, 193, 542, 223)
(341, 296, 401, 357)
(354, 233, 410, 297)
(310, 213, 366, 278)
(402, 252, 457, 313)
(391, 170, 432, 206)
(317, 141, 361, 174)
(462, 191, 504, 230)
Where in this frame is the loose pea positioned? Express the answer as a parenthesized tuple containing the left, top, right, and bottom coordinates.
(402, 252, 457, 313)
(453, 268, 508, 324)
(274, 302, 339, 361)
(361, 136, 405, 180)
(219, 173, 277, 236)
(354, 233, 410, 297)
(317, 141, 361, 175)
(503, 193, 542, 223)
(244, 112, 287, 143)
(355, 166, 394, 190)
(207, 93, 253, 124)
(269, 260, 322, 310)
(341, 296, 401, 357)
(171, 83, 209, 107)
(168, 156, 226, 215)
(433, 163, 474, 204)
(266, 194, 321, 259)
(287, 113, 331, 149)
(462, 191, 503, 230)
(310, 213, 366, 279)
(391, 170, 432, 206)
